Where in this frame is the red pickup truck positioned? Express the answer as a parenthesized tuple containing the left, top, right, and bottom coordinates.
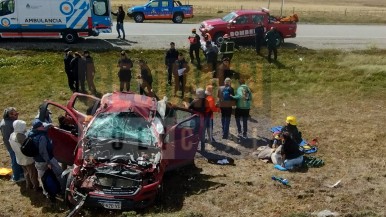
(199, 8, 297, 46)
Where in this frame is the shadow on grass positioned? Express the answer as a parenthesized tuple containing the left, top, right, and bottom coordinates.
(148, 164, 226, 213)
(209, 141, 242, 156)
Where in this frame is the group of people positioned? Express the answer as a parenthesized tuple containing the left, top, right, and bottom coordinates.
(1, 107, 64, 203)
(64, 49, 97, 94)
(254, 24, 281, 63)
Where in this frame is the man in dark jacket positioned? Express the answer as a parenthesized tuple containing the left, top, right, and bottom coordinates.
(188, 28, 201, 69)
(64, 49, 75, 91)
(70, 52, 82, 92)
(265, 27, 280, 63)
(165, 42, 179, 85)
(205, 41, 218, 74)
(111, 6, 126, 40)
(254, 23, 265, 55)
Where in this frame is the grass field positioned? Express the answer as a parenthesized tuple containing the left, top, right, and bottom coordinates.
(0, 47, 385, 216)
(111, 0, 386, 24)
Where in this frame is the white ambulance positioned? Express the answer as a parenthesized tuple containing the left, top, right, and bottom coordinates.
(0, 0, 112, 43)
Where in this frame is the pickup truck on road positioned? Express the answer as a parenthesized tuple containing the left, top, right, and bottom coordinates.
(127, 0, 193, 23)
(199, 8, 297, 46)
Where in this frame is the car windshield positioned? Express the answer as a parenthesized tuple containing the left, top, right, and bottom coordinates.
(85, 112, 158, 146)
(222, 12, 237, 22)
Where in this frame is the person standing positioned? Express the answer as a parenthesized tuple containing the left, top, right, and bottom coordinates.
(70, 52, 82, 92)
(78, 53, 87, 93)
(231, 79, 252, 139)
(138, 59, 153, 96)
(165, 42, 179, 86)
(265, 27, 280, 63)
(0, 107, 24, 182)
(205, 85, 220, 143)
(217, 77, 235, 139)
(205, 41, 218, 74)
(188, 28, 201, 69)
(184, 88, 210, 151)
(117, 51, 133, 91)
(111, 6, 126, 40)
(173, 53, 190, 98)
(255, 22, 265, 55)
(64, 49, 75, 91)
(9, 120, 40, 190)
(84, 50, 97, 95)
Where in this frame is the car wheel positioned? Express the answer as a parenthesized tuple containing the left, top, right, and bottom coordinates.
(214, 32, 225, 46)
(172, 13, 184, 23)
(63, 31, 78, 44)
(134, 13, 145, 23)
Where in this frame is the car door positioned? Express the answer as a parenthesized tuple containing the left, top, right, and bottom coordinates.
(162, 107, 200, 171)
(0, 0, 20, 37)
(229, 14, 254, 40)
(145, 0, 161, 19)
(66, 93, 101, 124)
(38, 101, 82, 166)
(159, 0, 172, 19)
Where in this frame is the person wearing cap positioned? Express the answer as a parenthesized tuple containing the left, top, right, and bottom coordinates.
(28, 120, 63, 196)
(205, 85, 220, 143)
(138, 59, 153, 96)
(172, 53, 190, 98)
(111, 6, 126, 40)
(217, 78, 235, 139)
(254, 22, 265, 55)
(84, 50, 97, 95)
(184, 88, 210, 150)
(281, 115, 302, 145)
(165, 42, 179, 86)
(231, 78, 252, 139)
(9, 120, 40, 190)
(64, 49, 75, 91)
(1, 107, 24, 182)
(265, 26, 280, 63)
(117, 51, 133, 91)
(188, 28, 201, 69)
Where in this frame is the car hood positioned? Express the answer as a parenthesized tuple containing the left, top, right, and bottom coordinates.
(202, 18, 227, 26)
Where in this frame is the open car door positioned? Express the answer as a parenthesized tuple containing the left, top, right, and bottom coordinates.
(162, 107, 201, 171)
(38, 101, 83, 166)
(66, 93, 101, 124)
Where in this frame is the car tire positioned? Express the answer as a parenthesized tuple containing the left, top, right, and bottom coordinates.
(63, 31, 78, 44)
(172, 13, 184, 23)
(214, 32, 225, 46)
(133, 13, 145, 23)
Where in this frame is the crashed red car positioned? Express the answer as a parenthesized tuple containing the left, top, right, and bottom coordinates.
(199, 8, 297, 45)
(38, 92, 201, 211)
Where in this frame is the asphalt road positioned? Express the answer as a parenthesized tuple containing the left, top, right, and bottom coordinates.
(100, 23, 386, 50)
(1, 23, 385, 50)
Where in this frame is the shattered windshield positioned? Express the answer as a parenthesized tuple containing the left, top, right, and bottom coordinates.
(222, 12, 237, 22)
(86, 112, 158, 146)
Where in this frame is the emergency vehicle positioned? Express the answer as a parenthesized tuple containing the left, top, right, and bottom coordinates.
(0, 0, 112, 43)
(199, 8, 297, 46)
(127, 0, 193, 23)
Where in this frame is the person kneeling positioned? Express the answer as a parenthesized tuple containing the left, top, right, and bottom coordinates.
(281, 131, 303, 170)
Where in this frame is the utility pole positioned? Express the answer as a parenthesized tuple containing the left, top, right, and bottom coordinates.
(268, 0, 271, 9)
(280, 0, 284, 17)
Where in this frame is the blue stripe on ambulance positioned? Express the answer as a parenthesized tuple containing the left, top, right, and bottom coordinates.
(21, 24, 67, 29)
(72, 0, 81, 7)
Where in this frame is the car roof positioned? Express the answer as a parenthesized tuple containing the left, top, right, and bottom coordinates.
(234, 10, 265, 16)
(100, 92, 157, 120)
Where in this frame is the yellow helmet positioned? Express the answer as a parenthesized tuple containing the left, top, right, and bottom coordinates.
(286, 115, 297, 126)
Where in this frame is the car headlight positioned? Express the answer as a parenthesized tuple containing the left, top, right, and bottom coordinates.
(127, 8, 133, 14)
(206, 25, 214, 31)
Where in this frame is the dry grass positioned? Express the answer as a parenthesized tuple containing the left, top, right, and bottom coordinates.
(0, 48, 386, 217)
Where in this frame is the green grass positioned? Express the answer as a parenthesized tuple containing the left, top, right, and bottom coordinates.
(1, 48, 386, 216)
